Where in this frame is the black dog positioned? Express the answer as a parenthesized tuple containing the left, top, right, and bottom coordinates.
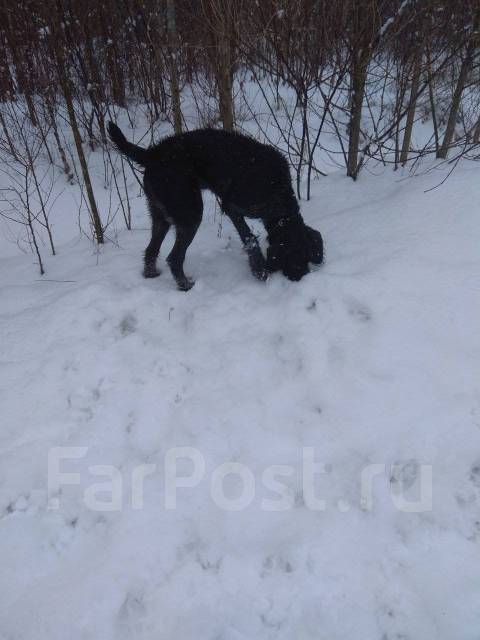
(108, 122, 323, 290)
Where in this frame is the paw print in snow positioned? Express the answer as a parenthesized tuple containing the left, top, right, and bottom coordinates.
(390, 460, 418, 490)
(119, 313, 138, 337)
(348, 299, 372, 323)
(469, 462, 480, 489)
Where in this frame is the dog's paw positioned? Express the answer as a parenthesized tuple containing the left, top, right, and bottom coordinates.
(176, 277, 195, 292)
(248, 252, 268, 282)
(143, 265, 161, 278)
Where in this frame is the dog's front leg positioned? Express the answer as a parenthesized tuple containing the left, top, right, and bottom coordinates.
(244, 237, 268, 281)
(226, 211, 268, 281)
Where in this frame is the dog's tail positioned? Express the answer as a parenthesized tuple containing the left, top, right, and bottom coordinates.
(107, 121, 149, 166)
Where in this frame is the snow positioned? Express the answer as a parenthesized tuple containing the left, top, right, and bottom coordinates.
(1, 146, 480, 637)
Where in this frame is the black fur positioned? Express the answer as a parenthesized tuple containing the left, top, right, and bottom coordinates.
(108, 122, 324, 290)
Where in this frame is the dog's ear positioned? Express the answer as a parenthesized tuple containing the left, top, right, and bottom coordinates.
(305, 225, 324, 265)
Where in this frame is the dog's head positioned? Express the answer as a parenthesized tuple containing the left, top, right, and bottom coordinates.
(266, 219, 324, 281)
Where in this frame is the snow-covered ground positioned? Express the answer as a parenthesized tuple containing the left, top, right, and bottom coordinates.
(1, 156, 480, 639)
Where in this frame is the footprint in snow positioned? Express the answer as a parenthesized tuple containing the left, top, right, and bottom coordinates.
(196, 552, 222, 574)
(347, 299, 372, 323)
(261, 554, 294, 577)
(1, 495, 29, 518)
(116, 591, 147, 638)
(390, 460, 418, 490)
(469, 462, 480, 489)
(119, 313, 138, 336)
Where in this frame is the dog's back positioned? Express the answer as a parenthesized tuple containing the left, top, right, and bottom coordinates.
(109, 123, 294, 210)
(145, 129, 294, 210)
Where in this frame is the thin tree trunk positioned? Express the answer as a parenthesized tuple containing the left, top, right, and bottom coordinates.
(45, 98, 74, 182)
(120, 158, 132, 230)
(24, 168, 45, 275)
(25, 144, 56, 255)
(37, 117, 55, 166)
(394, 63, 408, 169)
(0, 110, 18, 160)
(426, 48, 440, 153)
(400, 53, 421, 165)
(217, 34, 234, 131)
(24, 93, 38, 127)
(347, 56, 367, 180)
(61, 77, 104, 244)
(167, 0, 182, 134)
(437, 13, 479, 159)
(437, 52, 473, 159)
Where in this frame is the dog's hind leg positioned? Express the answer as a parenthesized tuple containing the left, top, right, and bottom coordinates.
(144, 213, 171, 278)
(226, 210, 268, 281)
(166, 220, 201, 291)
